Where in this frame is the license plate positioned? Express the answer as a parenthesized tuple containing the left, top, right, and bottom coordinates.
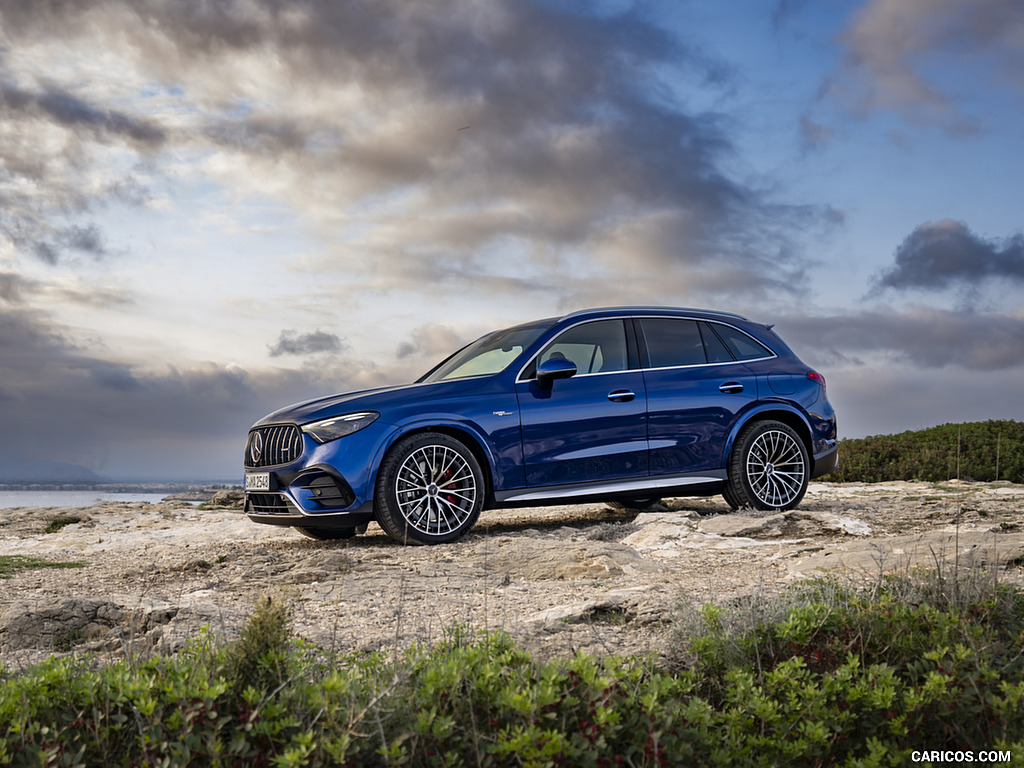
(245, 472, 271, 491)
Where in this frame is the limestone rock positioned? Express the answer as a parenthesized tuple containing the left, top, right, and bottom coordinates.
(211, 490, 245, 508)
(788, 530, 1024, 578)
(473, 536, 644, 580)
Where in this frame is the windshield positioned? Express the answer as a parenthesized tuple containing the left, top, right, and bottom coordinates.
(419, 321, 554, 383)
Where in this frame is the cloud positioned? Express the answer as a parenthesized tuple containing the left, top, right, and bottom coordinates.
(268, 329, 346, 357)
(0, 271, 134, 308)
(829, 0, 1024, 123)
(0, 299, 323, 475)
(0, 69, 163, 264)
(779, 307, 1024, 371)
(396, 323, 469, 361)
(0, 0, 835, 304)
(872, 220, 1024, 294)
(0, 81, 166, 147)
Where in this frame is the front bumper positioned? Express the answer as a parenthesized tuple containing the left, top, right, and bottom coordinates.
(243, 463, 375, 528)
(245, 493, 375, 528)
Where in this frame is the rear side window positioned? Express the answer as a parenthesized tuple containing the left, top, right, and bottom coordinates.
(640, 318, 706, 368)
(699, 322, 734, 363)
(710, 323, 773, 361)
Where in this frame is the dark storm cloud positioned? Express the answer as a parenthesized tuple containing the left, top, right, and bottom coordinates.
(0, 0, 832, 301)
(872, 220, 1024, 293)
(268, 329, 346, 357)
(0, 76, 162, 264)
(779, 307, 1024, 371)
(0, 82, 166, 146)
(20, 223, 111, 265)
(0, 302, 324, 474)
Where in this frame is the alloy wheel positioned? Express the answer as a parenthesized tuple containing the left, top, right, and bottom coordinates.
(395, 444, 478, 536)
(745, 428, 807, 508)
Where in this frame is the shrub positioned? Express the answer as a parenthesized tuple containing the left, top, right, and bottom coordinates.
(2, 573, 1023, 766)
(834, 420, 1024, 484)
(220, 594, 294, 697)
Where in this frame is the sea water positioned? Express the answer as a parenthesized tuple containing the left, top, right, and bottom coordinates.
(0, 490, 174, 509)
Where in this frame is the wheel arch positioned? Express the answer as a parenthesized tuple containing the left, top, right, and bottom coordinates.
(372, 422, 496, 507)
(725, 405, 814, 465)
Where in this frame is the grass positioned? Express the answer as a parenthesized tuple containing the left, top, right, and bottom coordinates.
(42, 514, 82, 534)
(0, 555, 87, 579)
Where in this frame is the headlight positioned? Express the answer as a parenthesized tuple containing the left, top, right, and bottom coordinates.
(301, 411, 380, 444)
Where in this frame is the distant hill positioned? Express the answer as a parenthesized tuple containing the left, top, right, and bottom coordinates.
(0, 459, 104, 484)
(832, 420, 1024, 484)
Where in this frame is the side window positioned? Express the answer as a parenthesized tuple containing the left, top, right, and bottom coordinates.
(640, 318, 706, 368)
(536, 319, 628, 375)
(712, 323, 773, 361)
(699, 322, 735, 364)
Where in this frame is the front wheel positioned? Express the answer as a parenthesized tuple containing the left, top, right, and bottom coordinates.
(375, 433, 484, 545)
(724, 421, 809, 511)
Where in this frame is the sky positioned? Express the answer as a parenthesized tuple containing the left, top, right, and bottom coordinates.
(1, 0, 1022, 481)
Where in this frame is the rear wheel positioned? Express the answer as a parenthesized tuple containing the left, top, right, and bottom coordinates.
(724, 421, 809, 511)
(375, 433, 484, 545)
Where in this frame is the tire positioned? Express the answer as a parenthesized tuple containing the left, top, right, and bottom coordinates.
(296, 526, 357, 540)
(724, 420, 809, 511)
(374, 433, 484, 545)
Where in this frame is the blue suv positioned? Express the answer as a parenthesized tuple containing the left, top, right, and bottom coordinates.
(243, 307, 838, 544)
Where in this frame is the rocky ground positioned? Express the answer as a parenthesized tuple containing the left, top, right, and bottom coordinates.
(2, 481, 1023, 669)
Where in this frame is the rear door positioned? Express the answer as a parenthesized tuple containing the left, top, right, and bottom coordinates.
(638, 317, 760, 474)
(515, 318, 648, 487)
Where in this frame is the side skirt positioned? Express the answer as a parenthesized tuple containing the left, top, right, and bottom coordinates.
(493, 470, 727, 505)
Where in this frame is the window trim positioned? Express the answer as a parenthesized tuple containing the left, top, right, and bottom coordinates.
(516, 318, 640, 382)
(634, 316, 777, 373)
(517, 314, 776, 382)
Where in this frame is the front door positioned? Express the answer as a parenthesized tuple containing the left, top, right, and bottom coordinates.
(515, 319, 648, 487)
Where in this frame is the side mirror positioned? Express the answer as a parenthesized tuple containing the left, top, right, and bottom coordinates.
(536, 357, 577, 388)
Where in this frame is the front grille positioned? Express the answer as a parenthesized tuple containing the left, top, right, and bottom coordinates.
(245, 492, 298, 515)
(245, 425, 303, 468)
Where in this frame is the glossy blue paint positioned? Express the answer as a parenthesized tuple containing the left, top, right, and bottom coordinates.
(516, 369, 648, 486)
(644, 362, 759, 474)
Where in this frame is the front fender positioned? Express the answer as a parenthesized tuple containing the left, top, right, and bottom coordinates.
(364, 417, 506, 506)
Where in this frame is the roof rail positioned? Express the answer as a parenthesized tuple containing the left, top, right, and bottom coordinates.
(559, 306, 751, 322)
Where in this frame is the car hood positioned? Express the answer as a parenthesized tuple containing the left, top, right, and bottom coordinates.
(252, 378, 489, 427)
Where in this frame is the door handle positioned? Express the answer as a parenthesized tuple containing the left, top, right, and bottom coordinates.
(719, 382, 744, 394)
(608, 389, 636, 403)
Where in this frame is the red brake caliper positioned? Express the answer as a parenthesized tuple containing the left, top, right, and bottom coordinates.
(441, 468, 457, 505)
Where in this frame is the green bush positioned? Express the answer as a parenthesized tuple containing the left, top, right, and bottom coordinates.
(43, 515, 83, 534)
(0, 555, 86, 579)
(834, 420, 1024, 484)
(3, 574, 1023, 766)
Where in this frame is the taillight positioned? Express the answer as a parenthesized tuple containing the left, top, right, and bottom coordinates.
(807, 371, 826, 388)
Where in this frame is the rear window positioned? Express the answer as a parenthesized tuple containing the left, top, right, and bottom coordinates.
(710, 323, 773, 361)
